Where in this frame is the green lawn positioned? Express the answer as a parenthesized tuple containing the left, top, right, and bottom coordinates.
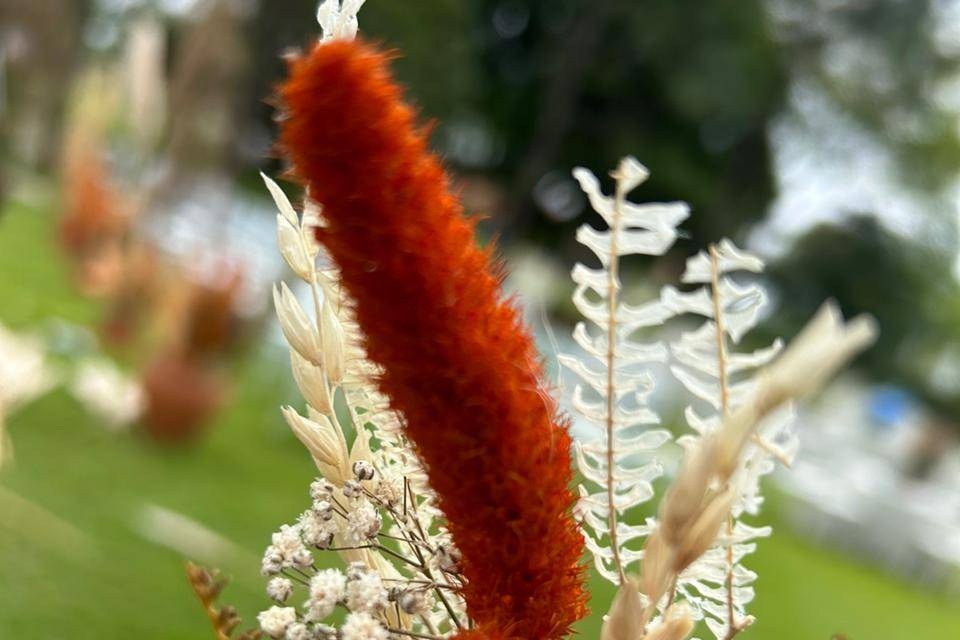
(2, 196, 958, 638)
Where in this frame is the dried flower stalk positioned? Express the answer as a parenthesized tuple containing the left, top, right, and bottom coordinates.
(263, 170, 467, 638)
(277, 34, 587, 639)
(638, 302, 876, 635)
(656, 239, 798, 638)
(244, 4, 885, 639)
(186, 562, 262, 640)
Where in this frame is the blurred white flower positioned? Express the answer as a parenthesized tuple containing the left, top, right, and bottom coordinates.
(0, 324, 56, 466)
(70, 358, 144, 430)
(0, 324, 56, 412)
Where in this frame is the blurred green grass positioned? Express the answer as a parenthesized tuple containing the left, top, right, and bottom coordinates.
(1, 198, 958, 638)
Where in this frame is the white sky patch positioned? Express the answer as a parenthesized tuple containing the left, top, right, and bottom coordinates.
(748, 78, 956, 262)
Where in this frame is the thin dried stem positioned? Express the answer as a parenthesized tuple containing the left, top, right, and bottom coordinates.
(709, 246, 741, 640)
(709, 245, 731, 418)
(387, 628, 445, 640)
(185, 562, 253, 640)
(749, 434, 792, 467)
(605, 165, 627, 585)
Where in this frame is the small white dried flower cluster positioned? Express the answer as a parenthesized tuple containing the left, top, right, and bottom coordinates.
(263, 151, 468, 637)
(69, 358, 144, 430)
(0, 323, 56, 413)
(260, 559, 393, 638)
(261, 524, 314, 576)
(0, 323, 57, 467)
(258, 472, 468, 638)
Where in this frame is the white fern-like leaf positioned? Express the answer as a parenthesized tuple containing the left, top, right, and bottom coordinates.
(561, 157, 689, 584)
(664, 238, 799, 639)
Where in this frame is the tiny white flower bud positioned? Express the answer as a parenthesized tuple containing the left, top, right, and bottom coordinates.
(292, 548, 314, 570)
(313, 624, 337, 640)
(298, 509, 338, 548)
(341, 611, 389, 640)
(285, 622, 312, 640)
(342, 479, 362, 499)
(345, 502, 382, 542)
(346, 561, 367, 581)
(261, 545, 284, 576)
(397, 589, 431, 615)
(257, 606, 296, 639)
(345, 571, 389, 613)
(352, 460, 375, 481)
(307, 568, 346, 621)
(312, 500, 334, 520)
(374, 473, 403, 505)
(272, 525, 303, 555)
(267, 577, 293, 603)
(316, 530, 335, 549)
(310, 478, 335, 501)
(435, 544, 463, 574)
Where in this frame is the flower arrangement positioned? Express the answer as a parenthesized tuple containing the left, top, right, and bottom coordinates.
(246, 2, 878, 639)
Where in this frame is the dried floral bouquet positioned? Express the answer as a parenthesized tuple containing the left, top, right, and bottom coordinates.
(207, 2, 879, 640)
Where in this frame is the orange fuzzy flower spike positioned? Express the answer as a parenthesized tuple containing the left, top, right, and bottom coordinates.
(279, 39, 587, 638)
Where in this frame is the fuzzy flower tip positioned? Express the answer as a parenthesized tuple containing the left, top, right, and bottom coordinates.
(279, 38, 587, 638)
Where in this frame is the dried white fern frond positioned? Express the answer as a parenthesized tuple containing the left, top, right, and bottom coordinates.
(560, 157, 690, 584)
(636, 302, 876, 640)
(661, 239, 799, 639)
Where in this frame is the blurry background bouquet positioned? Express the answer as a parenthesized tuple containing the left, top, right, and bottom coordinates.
(1, 0, 959, 638)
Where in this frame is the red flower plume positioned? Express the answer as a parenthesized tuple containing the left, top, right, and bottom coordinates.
(278, 39, 587, 638)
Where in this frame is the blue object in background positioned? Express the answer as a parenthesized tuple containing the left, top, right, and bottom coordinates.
(869, 385, 914, 429)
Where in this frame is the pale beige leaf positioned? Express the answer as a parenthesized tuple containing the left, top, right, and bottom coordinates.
(602, 577, 645, 640)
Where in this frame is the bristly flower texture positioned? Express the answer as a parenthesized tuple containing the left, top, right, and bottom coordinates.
(278, 38, 587, 639)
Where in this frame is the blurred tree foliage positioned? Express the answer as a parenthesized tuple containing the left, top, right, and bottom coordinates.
(0, 0, 95, 168)
(4, 0, 960, 420)
(760, 0, 960, 417)
(768, 216, 960, 418)
(249, 0, 785, 249)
